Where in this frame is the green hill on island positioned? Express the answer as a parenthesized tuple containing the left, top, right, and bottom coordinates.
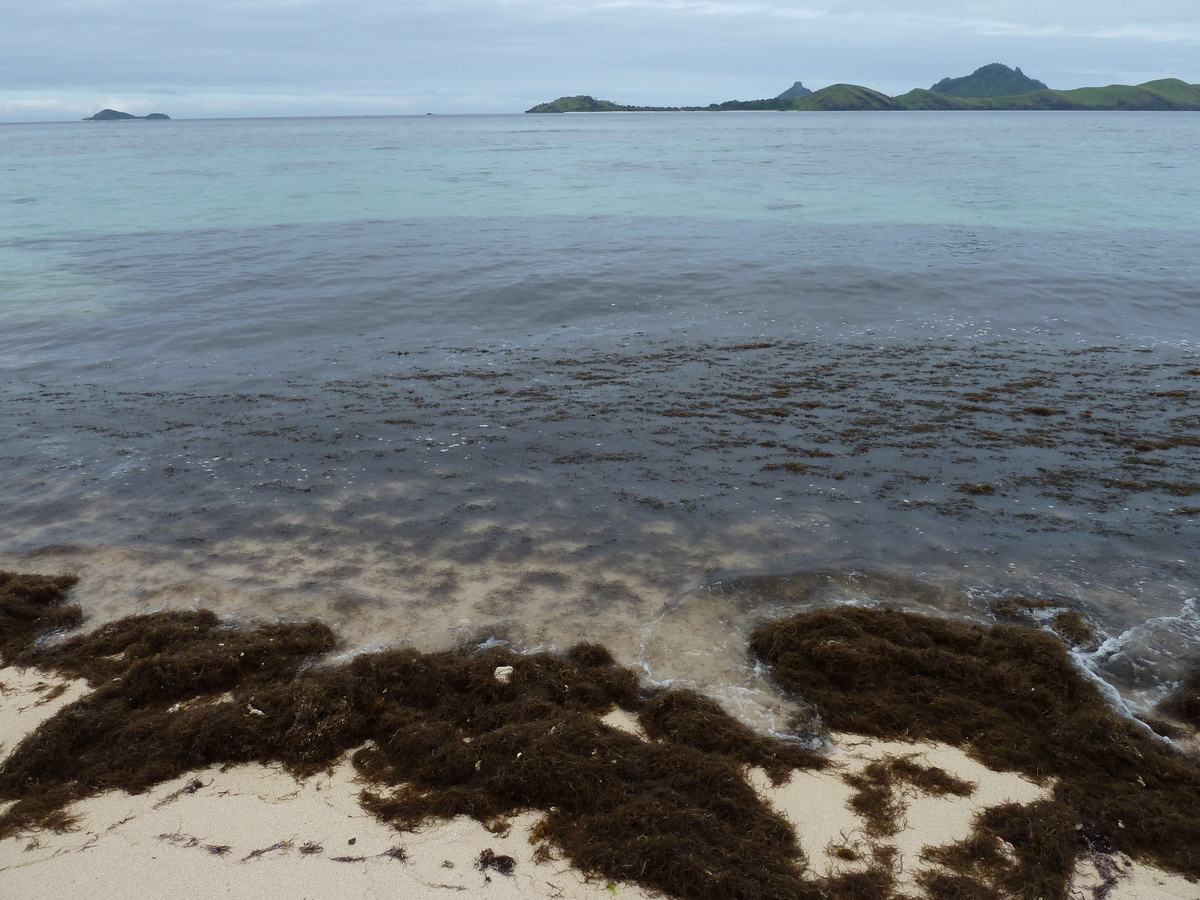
(527, 64, 1200, 113)
(704, 84, 903, 111)
(895, 77, 1200, 110)
(930, 63, 1048, 97)
(524, 95, 682, 113)
(527, 84, 902, 114)
(793, 84, 902, 110)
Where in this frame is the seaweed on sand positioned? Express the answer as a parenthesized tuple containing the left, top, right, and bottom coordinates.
(917, 801, 1080, 900)
(0, 571, 835, 900)
(0, 571, 81, 664)
(751, 606, 1200, 893)
(638, 688, 825, 783)
(10, 571, 1196, 899)
(1161, 664, 1200, 727)
(843, 755, 974, 838)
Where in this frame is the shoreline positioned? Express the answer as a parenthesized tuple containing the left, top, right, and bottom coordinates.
(2, 573, 1199, 900)
(3, 669, 1195, 900)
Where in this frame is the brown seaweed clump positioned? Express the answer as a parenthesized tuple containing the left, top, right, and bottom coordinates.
(843, 755, 974, 838)
(0, 571, 838, 900)
(916, 801, 1080, 900)
(1161, 665, 1200, 727)
(637, 688, 824, 784)
(0, 571, 82, 665)
(991, 596, 1097, 649)
(751, 607, 1200, 897)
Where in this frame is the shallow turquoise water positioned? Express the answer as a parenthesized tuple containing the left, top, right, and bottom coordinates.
(3, 111, 1199, 348)
(4, 112, 1200, 237)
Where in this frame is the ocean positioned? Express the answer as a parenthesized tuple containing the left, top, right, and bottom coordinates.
(2, 110, 1198, 731)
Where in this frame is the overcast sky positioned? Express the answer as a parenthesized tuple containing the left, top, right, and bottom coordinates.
(3, 0, 1198, 121)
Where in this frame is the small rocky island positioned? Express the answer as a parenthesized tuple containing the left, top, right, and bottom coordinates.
(84, 109, 170, 121)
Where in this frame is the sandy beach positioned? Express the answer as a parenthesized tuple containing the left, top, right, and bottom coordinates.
(3, 659, 1198, 900)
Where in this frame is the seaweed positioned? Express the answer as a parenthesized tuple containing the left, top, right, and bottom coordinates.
(8, 572, 1200, 899)
(1049, 610, 1094, 647)
(751, 607, 1200, 885)
(0, 571, 82, 665)
(991, 596, 1097, 648)
(843, 754, 974, 838)
(1160, 664, 1200, 727)
(958, 483, 997, 496)
(0, 572, 827, 900)
(477, 847, 516, 876)
(918, 801, 1079, 900)
(637, 689, 827, 784)
(354, 698, 815, 899)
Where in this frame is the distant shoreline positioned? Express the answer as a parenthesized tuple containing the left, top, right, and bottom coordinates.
(527, 77, 1200, 113)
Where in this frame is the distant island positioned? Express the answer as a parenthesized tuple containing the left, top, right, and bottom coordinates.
(83, 109, 171, 121)
(527, 64, 1200, 113)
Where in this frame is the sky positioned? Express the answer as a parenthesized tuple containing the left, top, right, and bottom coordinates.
(2, 0, 1198, 121)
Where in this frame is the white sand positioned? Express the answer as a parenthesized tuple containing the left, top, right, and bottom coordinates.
(749, 735, 1048, 886)
(751, 736, 1200, 899)
(0, 759, 657, 900)
(2, 668, 1197, 900)
(0, 666, 90, 760)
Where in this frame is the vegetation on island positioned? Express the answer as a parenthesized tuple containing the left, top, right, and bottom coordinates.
(791, 84, 902, 111)
(930, 63, 1048, 98)
(896, 77, 1200, 110)
(84, 108, 171, 121)
(527, 84, 902, 114)
(698, 84, 902, 112)
(524, 95, 682, 113)
(527, 63, 1200, 113)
